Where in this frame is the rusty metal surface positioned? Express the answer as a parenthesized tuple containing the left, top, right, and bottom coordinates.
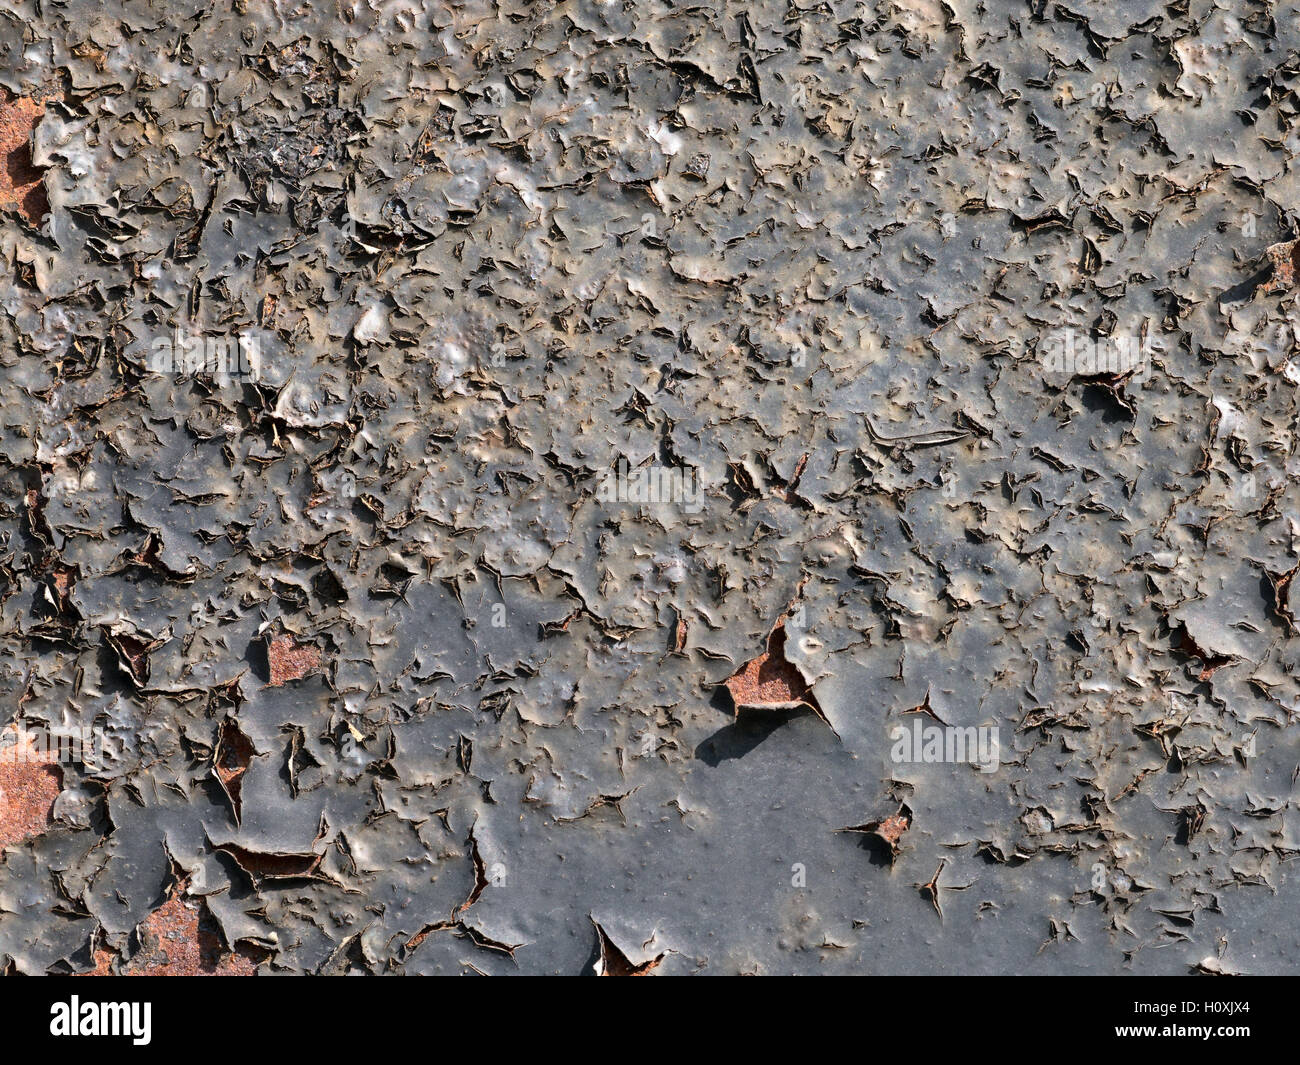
(3, 0, 1300, 975)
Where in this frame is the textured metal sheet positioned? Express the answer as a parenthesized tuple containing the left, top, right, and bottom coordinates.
(2, 0, 1300, 975)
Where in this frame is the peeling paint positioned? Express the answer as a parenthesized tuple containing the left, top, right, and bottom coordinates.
(2, 0, 1300, 978)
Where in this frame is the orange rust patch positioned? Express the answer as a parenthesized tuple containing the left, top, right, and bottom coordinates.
(874, 813, 910, 846)
(0, 762, 60, 847)
(267, 633, 321, 686)
(1261, 239, 1300, 295)
(84, 894, 262, 976)
(0, 725, 61, 847)
(0, 89, 53, 224)
(722, 621, 818, 712)
(844, 805, 913, 863)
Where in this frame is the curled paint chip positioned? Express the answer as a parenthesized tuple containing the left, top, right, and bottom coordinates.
(591, 919, 665, 976)
(844, 806, 913, 864)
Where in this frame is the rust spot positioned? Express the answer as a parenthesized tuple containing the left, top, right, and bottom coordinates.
(722, 619, 820, 714)
(267, 633, 322, 686)
(0, 89, 53, 225)
(84, 892, 264, 976)
(0, 725, 62, 847)
(875, 813, 909, 846)
(0, 764, 60, 847)
(404, 922, 448, 952)
(1261, 238, 1300, 295)
(844, 805, 913, 864)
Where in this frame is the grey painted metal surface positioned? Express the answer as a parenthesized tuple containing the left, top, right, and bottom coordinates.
(1, 0, 1299, 974)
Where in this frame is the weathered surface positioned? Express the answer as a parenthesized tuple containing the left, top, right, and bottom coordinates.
(3, 0, 1300, 975)
(83, 890, 263, 977)
(0, 89, 52, 224)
